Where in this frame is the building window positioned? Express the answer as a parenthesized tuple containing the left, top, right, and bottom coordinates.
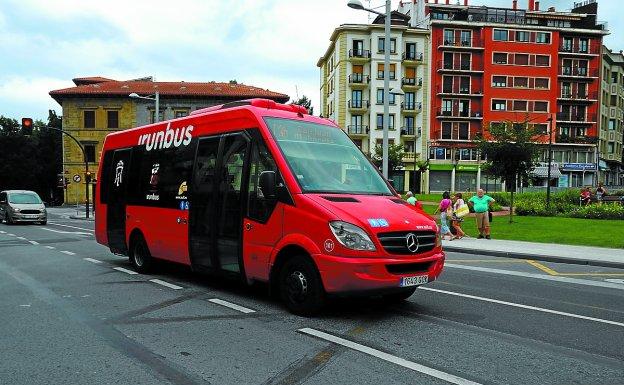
(458, 123, 469, 140)
(460, 30, 471, 46)
(513, 77, 528, 88)
(535, 78, 549, 89)
(174, 110, 189, 118)
(107, 110, 118, 129)
(377, 38, 396, 53)
(443, 76, 453, 93)
(493, 29, 508, 41)
(534, 101, 548, 112)
(84, 110, 95, 128)
(515, 54, 529, 65)
(83, 143, 96, 163)
(516, 31, 530, 42)
(442, 100, 452, 115)
(444, 29, 455, 45)
(493, 53, 507, 64)
(376, 89, 395, 104)
(533, 124, 548, 134)
(149, 110, 164, 124)
(390, 38, 396, 53)
(377, 63, 396, 79)
(492, 76, 507, 87)
(535, 55, 550, 67)
(376, 114, 395, 129)
(579, 38, 589, 53)
(441, 122, 452, 139)
(536, 32, 551, 44)
(513, 100, 527, 111)
(562, 37, 573, 51)
(609, 119, 616, 130)
(608, 142, 615, 153)
(492, 100, 506, 111)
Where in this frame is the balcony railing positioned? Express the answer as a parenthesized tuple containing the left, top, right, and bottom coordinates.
(438, 86, 483, 95)
(436, 109, 482, 119)
(556, 112, 597, 122)
(348, 100, 370, 109)
(401, 126, 422, 136)
(559, 91, 598, 100)
(438, 38, 484, 49)
(559, 44, 594, 55)
(438, 60, 480, 72)
(347, 125, 369, 135)
(401, 102, 423, 112)
(559, 67, 599, 77)
(402, 77, 423, 87)
(348, 74, 370, 84)
(348, 49, 371, 59)
(556, 135, 598, 144)
(402, 51, 424, 61)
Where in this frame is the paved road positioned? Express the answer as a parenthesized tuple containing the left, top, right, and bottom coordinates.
(1, 208, 623, 385)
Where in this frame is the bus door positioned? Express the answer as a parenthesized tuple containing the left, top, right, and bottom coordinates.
(106, 148, 132, 254)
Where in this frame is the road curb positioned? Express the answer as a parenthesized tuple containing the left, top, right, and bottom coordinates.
(69, 215, 95, 221)
(443, 246, 624, 270)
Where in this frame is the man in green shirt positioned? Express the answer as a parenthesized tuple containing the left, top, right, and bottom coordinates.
(468, 188, 495, 239)
(405, 191, 417, 206)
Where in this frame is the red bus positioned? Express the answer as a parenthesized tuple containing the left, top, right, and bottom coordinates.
(95, 99, 444, 315)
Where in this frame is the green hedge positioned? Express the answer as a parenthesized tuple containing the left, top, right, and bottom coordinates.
(569, 204, 624, 220)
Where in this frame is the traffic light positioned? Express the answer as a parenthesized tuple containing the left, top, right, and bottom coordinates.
(21, 118, 33, 136)
(64, 178, 70, 189)
(85, 171, 92, 183)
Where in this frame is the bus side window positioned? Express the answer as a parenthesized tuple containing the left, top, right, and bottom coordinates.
(247, 139, 279, 223)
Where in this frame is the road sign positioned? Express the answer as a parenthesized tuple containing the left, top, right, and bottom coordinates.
(73, 174, 82, 183)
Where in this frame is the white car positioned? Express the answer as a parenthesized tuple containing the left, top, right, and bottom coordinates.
(0, 190, 47, 225)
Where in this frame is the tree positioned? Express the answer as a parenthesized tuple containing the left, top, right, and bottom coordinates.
(475, 118, 542, 223)
(291, 95, 313, 115)
(372, 143, 405, 173)
(414, 159, 429, 193)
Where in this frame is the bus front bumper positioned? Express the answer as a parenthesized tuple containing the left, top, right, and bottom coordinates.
(313, 252, 445, 294)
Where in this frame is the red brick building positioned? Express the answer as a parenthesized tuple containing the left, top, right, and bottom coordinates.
(425, 0, 608, 191)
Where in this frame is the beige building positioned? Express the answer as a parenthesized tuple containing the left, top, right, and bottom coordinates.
(599, 46, 624, 186)
(317, 11, 430, 193)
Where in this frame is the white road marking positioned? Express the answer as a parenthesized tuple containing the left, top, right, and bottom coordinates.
(445, 263, 624, 291)
(113, 267, 139, 275)
(208, 298, 255, 314)
(7, 233, 15, 236)
(47, 222, 94, 232)
(38, 227, 92, 236)
(60, 251, 76, 256)
(0, 230, 5, 233)
(17, 236, 26, 240)
(19, 304, 31, 307)
(299, 328, 482, 385)
(28, 240, 39, 245)
(419, 287, 624, 328)
(83, 258, 102, 264)
(605, 279, 624, 284)
(45, 246, 55, 250)
(150, 279, 183, 290)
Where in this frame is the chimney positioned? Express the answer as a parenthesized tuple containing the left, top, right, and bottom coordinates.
(535, 0, 539, 10)
(528, 0, 535, 11)
(445, 0, 449, 4)
(512, 0, 517, 10)
(464, 0, 468, 5)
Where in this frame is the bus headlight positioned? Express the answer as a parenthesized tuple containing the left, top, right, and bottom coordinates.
(329, 221, 376, 251)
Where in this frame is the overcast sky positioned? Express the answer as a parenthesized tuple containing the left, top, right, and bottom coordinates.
(0, 0, 620, 121)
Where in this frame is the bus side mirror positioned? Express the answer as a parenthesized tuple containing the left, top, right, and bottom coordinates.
(259, 171, 276, 199)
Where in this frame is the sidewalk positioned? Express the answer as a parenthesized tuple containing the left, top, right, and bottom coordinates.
(442, 237, 624, 269)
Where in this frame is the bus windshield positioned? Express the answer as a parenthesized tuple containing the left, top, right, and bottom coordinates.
(265, 118, 392, 195)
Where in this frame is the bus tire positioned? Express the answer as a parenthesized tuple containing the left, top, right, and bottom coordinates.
(383, 287, 417, 302)
(130, 234, 153, 273)
(279, 255, 324, 316)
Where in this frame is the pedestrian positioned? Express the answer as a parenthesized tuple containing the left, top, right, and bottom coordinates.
(468, 188, 495, 239)
(451, 192, 466, 239)
(596, 182, 607, 204)
(580, 187, 591, 206)
(434, 191, 455, 241)
(405, 191, 417, 206)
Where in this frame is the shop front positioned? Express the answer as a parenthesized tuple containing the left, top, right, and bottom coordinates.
(561, 163, 597, 187)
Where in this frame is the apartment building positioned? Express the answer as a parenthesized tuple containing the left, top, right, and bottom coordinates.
(599, 46, 624, 186)
(423, 0, 607, 191)
(317, 12, 430, 193)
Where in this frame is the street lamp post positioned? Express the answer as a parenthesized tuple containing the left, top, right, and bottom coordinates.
(129, 92, 160, 123)
(546, 114, 554, 209)
(348, 0, 392, 179)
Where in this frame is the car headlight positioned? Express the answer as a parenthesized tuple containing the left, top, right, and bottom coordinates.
(329, 221, 376, 251)
(12, 207, 20, 213)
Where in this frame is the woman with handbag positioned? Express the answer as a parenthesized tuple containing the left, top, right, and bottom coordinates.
(451, 193, 467, 239)
(434, 191, 455, 241)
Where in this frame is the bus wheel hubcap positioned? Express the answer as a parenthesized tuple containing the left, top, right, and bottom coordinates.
(286, 271, 308, 303)
(134, 244, 144, 266)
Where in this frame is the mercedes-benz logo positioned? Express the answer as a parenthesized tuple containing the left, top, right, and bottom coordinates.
(406, 233, 419, 253)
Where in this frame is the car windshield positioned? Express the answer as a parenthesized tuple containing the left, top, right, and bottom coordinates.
(265, 118, 392, 195)
(9, 193, 42, 204)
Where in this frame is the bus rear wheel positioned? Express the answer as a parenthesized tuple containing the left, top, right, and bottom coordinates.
(279, 255, 324, 316)
(130, 235, 153, 273)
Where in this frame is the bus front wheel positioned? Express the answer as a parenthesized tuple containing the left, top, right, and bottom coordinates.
(130, 234, 153, 273)
(279, 255, 324, 316)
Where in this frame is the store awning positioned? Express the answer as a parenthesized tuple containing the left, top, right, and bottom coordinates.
(530, 166, 562, 178)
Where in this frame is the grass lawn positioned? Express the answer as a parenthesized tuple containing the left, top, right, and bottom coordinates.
(420, 208, 624, 249)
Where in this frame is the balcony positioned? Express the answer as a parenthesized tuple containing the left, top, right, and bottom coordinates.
(436, 109, 483, 120)
(402, 152, 418, 163)
(402, 51, 424, 64)
(348, 49, 371, 62)
(438, 86, 483, 97)
(348, 74, 370, 88)
(437, 38, 484, 50)
(348, 100, 370, 112)
(556, 135, 598, 144)
(556, 112, 597, 123)
(558, 67, 599, 78)
(437, 60, 483, 74)
(559, 44, 598, 56)
(347, 125, 369, 137)
(558, 91, 598, 102)
(401, 126, 421, 137)
(401, 102, 423, 114)
(401, 77, 423, 90)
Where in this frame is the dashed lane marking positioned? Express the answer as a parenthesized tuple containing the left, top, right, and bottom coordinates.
(605, 279, 624, 284)
(28, 240, 39, 245)
(113, 267, 139, 275)
(7, 233, 15, 236)
(419, 287, 624, 328)
(60, 250, 76, 256)
(47, 222, 94, 232)
(150, 279, 183, 290)
(526, 260, 559, 276)
(83, 258, 102, 264)
(38, 227, 92, 236)
(45, 246, 55, 250)
(17, 236, 26, 240)
(299, 328, 482, 385)
(0, 230, 5, 234)
(208, 298, 255, 314)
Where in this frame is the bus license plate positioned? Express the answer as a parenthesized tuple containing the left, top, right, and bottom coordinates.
(400, 275, 428, 287)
